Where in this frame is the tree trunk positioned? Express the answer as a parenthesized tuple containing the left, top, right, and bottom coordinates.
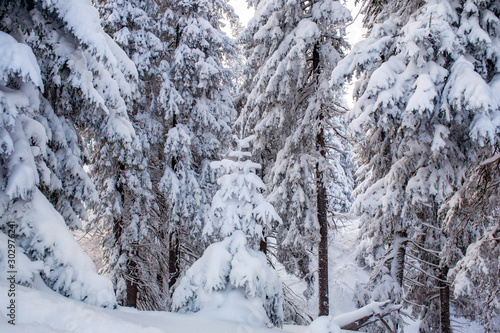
(168, 231, 180, 291)
(313, 42, 329, 317)
(439, 266, 451, 333)
(391, 231, 407, 287)
(259, 234, 267, 254)
(317, 161, 329, 316)
(125, 259, 138, 307)
(389, 232, 406, 332)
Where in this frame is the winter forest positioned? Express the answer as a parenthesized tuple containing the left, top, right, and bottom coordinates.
(0, 0, 499, 332)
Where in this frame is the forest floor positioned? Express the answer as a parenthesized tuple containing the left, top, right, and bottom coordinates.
(0, 281, 346, 333)
(0, 218, 483, 332)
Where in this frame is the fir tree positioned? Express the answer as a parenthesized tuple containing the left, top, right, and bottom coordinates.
(159, 0, 237, 293)
(93, 0, 179, 310)
(0, 0, 139, 307)
(173, 138, 283, 326)
(332, 0, 500, 331)
(238, 0, 352, 319)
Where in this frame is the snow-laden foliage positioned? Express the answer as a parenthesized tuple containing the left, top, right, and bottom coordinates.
(238, 0, 353, 316)
(157, 0, 238, 292)
(441, 156, 500, 331)
(172, 231, 284, 327)
(205, 136, 282, 248)
(333, 0, 500, 331)
(450, 221, 500, 331)
(0, 29, 115, 307)
(93, 0, 178, 310)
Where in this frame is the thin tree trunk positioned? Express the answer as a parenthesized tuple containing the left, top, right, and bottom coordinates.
(317, 160, 329, 316)
(439, 266, 451, 333)
(168, 109, 180, 292)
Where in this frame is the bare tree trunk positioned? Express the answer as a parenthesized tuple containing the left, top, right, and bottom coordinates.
(439, 266, 451, 333)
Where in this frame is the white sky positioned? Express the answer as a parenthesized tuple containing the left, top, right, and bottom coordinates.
(228, 0, 255, 26)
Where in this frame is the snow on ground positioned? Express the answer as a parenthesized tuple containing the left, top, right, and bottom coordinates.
(0, 281, 281, 333)
(2, 218, 482, 333)
(328, 218, 369, 317)
(0, 281, 361, 333)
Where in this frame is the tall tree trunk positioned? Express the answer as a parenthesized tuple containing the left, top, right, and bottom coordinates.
(168, 110, 180, 292)
(313, 42, 329, 317)
(439, 266, 451, 333)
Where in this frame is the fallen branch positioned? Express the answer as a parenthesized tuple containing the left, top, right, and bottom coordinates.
(335, 300, 402, 331)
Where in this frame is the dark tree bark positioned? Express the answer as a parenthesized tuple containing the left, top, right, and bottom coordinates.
(312, 42, 329, 317)
(125, 259, 138, 307)
(393, 231, 407, 287)
(439, 266, 451, 333)
(259, 234, 267, 254)
(317, 159, 329, 316)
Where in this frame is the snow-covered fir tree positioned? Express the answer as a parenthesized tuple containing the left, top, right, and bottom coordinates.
(173, 136, 283, 327)
(0, 0, 140, 307)
(159, 0, 237, 293)
(332, 0, 500, 331)
(204, 135, 282, 249)
(93, 0, 180, 310)
(237, 0, 352, 319)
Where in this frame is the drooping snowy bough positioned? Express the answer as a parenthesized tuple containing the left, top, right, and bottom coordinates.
(0, 0, 142, 308)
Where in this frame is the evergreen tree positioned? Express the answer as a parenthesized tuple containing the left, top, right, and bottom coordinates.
(93, 0, 179, 310)
(174, 140, 283, 326)
(204, 135, 282, 249)
(0, 0, 139, 307)
(159, 0, 237, 293)
(332, 0, 500, 331)
(238, 0, 352, 318)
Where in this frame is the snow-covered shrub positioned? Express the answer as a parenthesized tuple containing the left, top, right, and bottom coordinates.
(172, 231, 283, 327)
